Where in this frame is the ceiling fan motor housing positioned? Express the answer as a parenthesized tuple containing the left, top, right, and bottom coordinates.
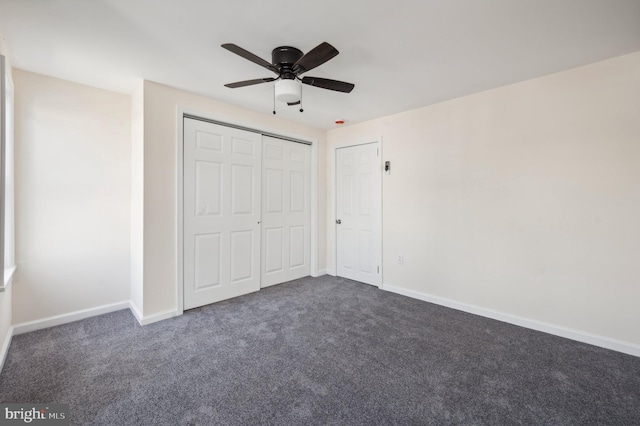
(272, 46, 303, 79)
(272, 46, 303, 67)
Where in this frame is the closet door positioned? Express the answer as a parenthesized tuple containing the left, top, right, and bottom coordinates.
(261, 136, 311, 287)
(183, 118, 262, 309)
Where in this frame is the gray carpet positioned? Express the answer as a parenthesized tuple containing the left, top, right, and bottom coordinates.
(1, 276, 639, 425)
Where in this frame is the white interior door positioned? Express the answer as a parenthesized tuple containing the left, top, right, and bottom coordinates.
(261, 136, 311, 287)
(336, 142, 382, 286)
(183, 118, 262, 309)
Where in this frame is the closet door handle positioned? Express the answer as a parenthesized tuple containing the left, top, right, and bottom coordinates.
(336, 219, 342, 224)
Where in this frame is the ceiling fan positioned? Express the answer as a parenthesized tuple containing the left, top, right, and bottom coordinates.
(221, 42, 355, 112)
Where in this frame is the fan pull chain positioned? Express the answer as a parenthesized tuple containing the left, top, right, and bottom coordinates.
(299, 84, 304, 113)
(273, 84, 276, 115)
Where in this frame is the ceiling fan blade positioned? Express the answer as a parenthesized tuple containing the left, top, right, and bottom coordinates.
(293, 42, 339, 74)
(301, 76, 354, 93)
(224, 77, 276, 88)
(221, 43, 279, 74)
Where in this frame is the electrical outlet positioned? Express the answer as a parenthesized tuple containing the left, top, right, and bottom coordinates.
(397, 254, 404, 265)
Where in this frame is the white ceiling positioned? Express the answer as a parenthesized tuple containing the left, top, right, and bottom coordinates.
(1, 0, 639, 129)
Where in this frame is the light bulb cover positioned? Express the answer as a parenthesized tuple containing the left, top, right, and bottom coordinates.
(275, 79, 300, 103)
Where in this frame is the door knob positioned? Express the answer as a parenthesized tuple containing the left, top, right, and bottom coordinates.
(336, 219, 342, 224)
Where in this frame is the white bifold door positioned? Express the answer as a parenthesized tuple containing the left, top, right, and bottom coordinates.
(183, 119, 311, 310)
(183, 118, 262, 309)
(261, 136, 311, 287)
(336, 142, 382, 286)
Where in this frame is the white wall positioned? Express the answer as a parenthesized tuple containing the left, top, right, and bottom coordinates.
(327, 52, 640, 347)
(137, 81, 327, 318)
(12, 70, 131, 324)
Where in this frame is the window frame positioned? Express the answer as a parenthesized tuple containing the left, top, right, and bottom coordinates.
(1, 54, 15, 291)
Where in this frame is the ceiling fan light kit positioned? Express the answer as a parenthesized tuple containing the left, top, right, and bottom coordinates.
(222, 42, 354, 114)
(274, 79, 301, 104)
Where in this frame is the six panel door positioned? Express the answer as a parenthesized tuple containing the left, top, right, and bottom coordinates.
(261, 136, 311, 287)
(183, 118, 262, 309)
(336, 143, 382, 286)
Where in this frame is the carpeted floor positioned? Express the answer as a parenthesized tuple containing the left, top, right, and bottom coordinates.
(1, 276, 639, 425)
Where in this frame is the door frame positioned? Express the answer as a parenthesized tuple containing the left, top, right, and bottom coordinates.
(176, 107, 319, 315)
(331, 138, 383, 287)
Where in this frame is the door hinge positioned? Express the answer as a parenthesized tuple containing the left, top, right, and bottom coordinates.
(377, 266, 380, 273)
(377, 148, 379, 156)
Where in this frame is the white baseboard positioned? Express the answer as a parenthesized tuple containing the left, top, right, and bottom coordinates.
(9, 300, 177, 335)
(139, 309, 177, 325)
(129, 301, 143, 324)
(382, 283, 640, 358)
(0, 325, 14, 372)
(129, 302, 177, 326)
(12, 301, 131, 336)
(326, 268, 336, 277)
